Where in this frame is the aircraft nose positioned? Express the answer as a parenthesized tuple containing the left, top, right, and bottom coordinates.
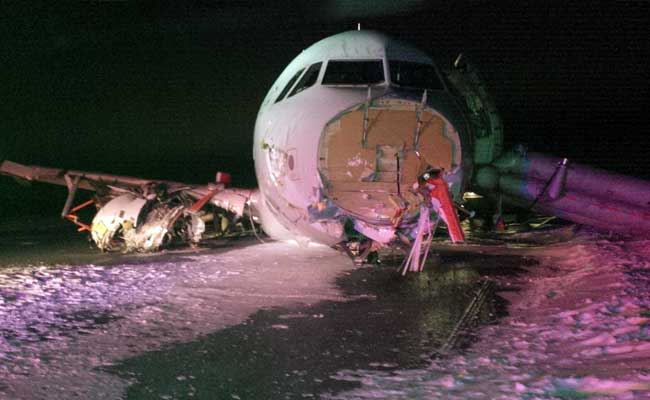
(317, 96, 464, 223)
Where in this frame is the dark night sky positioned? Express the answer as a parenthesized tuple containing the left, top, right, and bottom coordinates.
(1, 1, 649, 217)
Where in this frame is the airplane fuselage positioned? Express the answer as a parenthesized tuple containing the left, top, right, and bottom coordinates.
(3, 30, 649, 255)
(252, 30, 473, 246)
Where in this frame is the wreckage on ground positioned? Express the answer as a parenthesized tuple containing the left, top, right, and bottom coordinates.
(0, 160, 257, 252)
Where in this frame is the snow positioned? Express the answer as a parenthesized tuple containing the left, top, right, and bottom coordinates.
(324, 231, 650, 399)
(2, 228, 650, 399)
(0, 240, 353, 399)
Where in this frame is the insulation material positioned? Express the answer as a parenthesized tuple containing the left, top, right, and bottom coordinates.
(320, 112, 376, 183)
(416, 114, 455, 171)
(318, 99, 462, 224)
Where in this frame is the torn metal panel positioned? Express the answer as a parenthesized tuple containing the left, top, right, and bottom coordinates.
(353, 219, 395, 244)
(90, 194, 148, 251)
(196, 187, 255, 217)
(122, 204, 186, 252)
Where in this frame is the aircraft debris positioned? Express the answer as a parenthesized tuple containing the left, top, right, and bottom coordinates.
(400, 168, 464, 273)
(0, 160, 257, 252)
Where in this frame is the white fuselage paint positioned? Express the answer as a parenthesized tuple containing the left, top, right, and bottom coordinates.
(252, 31, 471, 245)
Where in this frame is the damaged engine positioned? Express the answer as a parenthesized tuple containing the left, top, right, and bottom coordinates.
(0, 160, 258, 253)
(88, 187, 254, 252)
(90, 193, 194, 252)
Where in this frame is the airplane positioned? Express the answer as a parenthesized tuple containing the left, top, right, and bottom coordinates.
(2, 30, 650, 271)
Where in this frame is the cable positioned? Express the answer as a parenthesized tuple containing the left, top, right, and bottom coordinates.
(247, 200, 266, 244)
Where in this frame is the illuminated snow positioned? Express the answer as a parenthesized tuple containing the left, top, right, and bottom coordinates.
(325, 232, 650, 399)
(0, 241, 352, 399)
(1, 231, 650, 399)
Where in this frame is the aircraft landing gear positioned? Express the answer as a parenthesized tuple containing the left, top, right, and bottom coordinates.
(337, 239, 381, 266)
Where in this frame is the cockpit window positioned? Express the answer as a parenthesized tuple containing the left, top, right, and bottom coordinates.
(389, 60, 444, 91)
(322, 60, 384, 85)
(275, 68, 305, 103)
(288, 62, 322, 98)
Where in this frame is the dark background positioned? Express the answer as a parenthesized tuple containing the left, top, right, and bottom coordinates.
(1, 1, 648, 218)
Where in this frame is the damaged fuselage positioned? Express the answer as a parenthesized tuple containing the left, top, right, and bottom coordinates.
(3, 29, 649, 257)
(252, 30, 488, 248)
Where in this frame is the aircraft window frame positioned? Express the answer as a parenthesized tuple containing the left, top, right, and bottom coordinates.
(288, 62, 322, 98)
(321, 59, 385, 86)
(388, 60, 445, 91)
(275, 68, 305, 103)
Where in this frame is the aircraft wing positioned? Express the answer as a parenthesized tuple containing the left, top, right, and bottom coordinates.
(0, 160, 258, 252)
(0, 159, 190, 193)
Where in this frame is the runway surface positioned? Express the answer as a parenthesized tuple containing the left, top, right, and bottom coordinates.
(1, 220, 649, 399)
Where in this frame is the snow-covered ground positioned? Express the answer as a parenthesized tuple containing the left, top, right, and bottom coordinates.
(326, 231, 650, 399)
(1, 228, 649, 399)
(0, 239, 354, 399)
